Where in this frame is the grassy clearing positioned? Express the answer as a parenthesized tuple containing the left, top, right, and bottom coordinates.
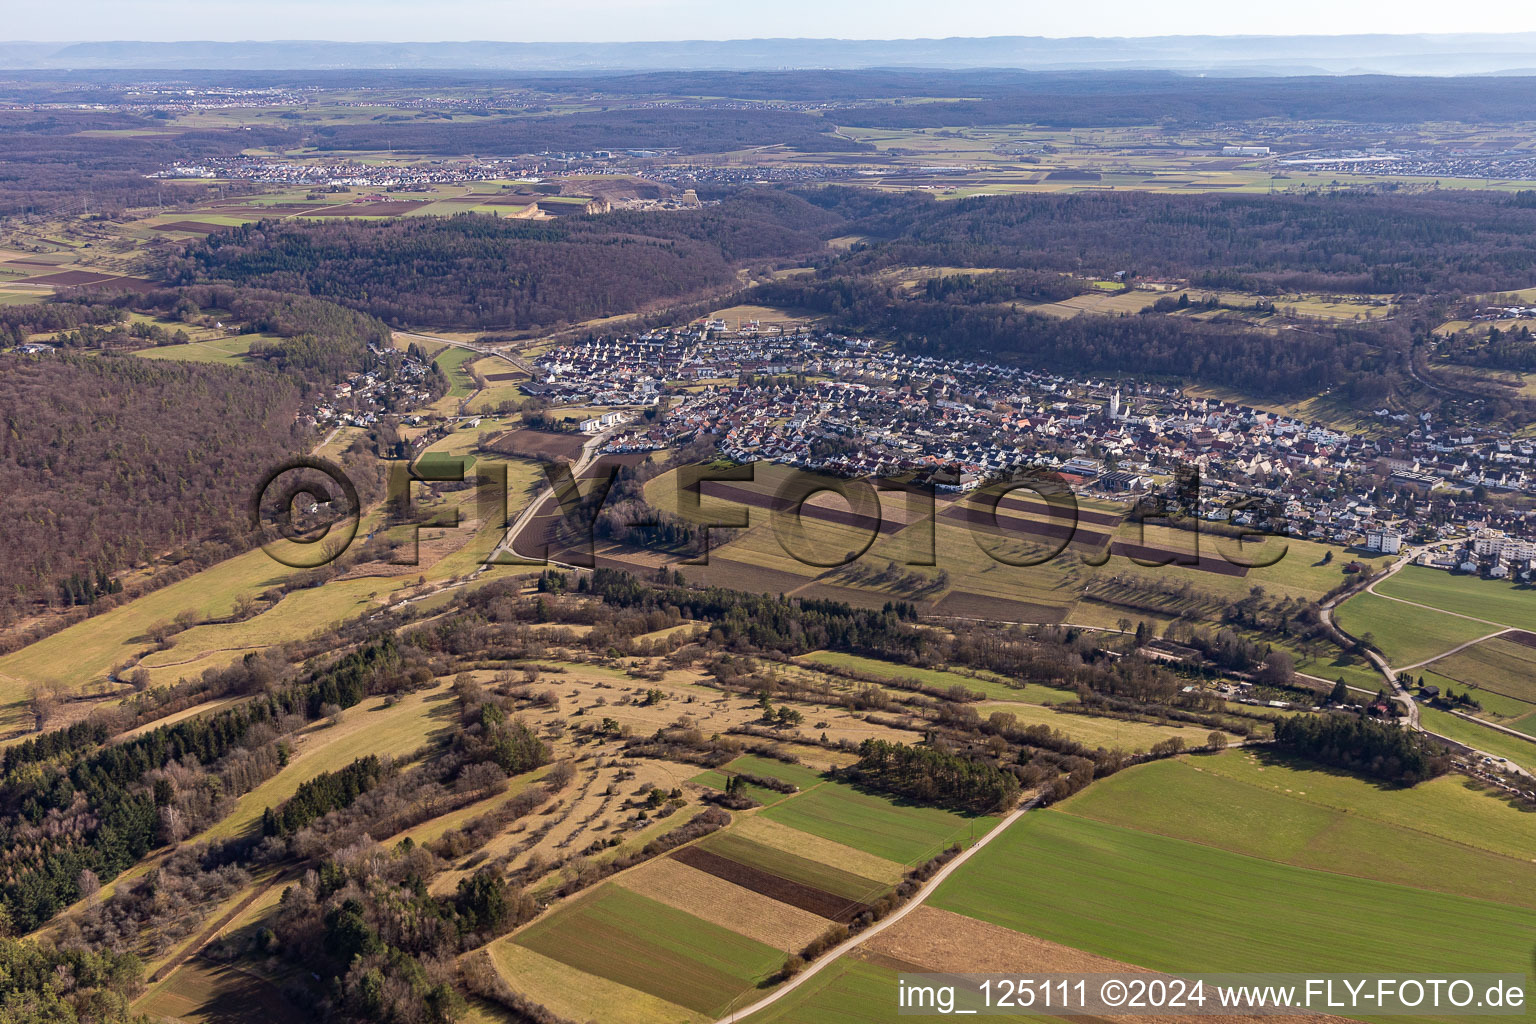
(1056, 753, 1536, 909)
(197, 683, 454, 842)
(133, 334, 264, 365)
(799, 651, 1077, 704)
(434, 346, 479, 399)
(980, 701, 1244, 752)
(930, 811, 1536, 997)
(512, 886, 782, 1016)
(0, 547, 300, 694)
(134, 576, 408, 686)
(1375, 566, 1536, 632)
(760, 779, 993, 865)
(1333, 592, 1492, 667)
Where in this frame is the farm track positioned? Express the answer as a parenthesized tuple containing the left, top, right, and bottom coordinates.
(711, 797, 1041, 1024)
(147, 873, 287, 984)
(1400, 627, 1513, 671)
(1325, 542, 1535, 778)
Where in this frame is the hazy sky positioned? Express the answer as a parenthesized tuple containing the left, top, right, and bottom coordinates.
(10, 0, 1536, 42)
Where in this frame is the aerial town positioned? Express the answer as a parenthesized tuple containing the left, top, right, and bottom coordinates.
(532, 322, 1536, 578)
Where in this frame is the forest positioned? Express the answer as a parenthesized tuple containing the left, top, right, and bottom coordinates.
(802, 187, 1536, 295)
(843, 738, 1020, 813)
(0, 109, 283, 216)
(168, 192, 839, 329)
(752, 274, 1405, 399)
(1273, 714, 1451, 786)
(0, 352, 305, 630)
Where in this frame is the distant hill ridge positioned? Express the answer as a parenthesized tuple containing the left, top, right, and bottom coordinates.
(5, 33, 1536, 74)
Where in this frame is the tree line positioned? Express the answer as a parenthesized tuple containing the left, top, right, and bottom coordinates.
(843, 738, 1019, 813)
(1273, 713, 1450, 786)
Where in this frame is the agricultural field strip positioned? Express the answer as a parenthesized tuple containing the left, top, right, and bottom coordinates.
(511, 884, 784, 1016)
(928, 810, 1536, 990)
(614, 856, 830, 950)
(489, 941, 707, 1024)
(1053, 756, 1536, 909)
(702, 795, 1039, 1024)
(1423, 637, 1536, 704)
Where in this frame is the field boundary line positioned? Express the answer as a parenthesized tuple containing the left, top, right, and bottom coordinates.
(1364, 582, 1510, 629)
(714, 796, 1040, 1024)
(1400, 627, 1513, 671)
(1448, 709, 1536, 747)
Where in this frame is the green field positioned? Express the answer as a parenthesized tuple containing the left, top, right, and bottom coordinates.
(739, 956, 903, 1024)
(197, 683, 454, 842)
(1374, 566, 1536, 632)
(692, 754, 829, 807)
(1420, 707, 1536, 773)
(1055, 754, 1536, 908)
(134, 334, 262, 365)
(1333, 591, 1492, 667)
(434, 346, 479, 399)
(723, 754, 828, 789)
(760, 778, 993, 865)
(0, 547, 301, 694)
(1426, 636, 1536, 704)
(513, 886, 782, 1017)
(929, 811, 1536, 1000)
(1418, 671, 1535, 719)
(799, 651, 1078, 704)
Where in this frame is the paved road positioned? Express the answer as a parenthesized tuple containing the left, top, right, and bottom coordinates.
(396, 329, 538, 376)
(478, 421, 629, 574)
(1318, 544, 1429, 727)
(714, 797, 1041, 1024)
(1323, 540, 1534, 773)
